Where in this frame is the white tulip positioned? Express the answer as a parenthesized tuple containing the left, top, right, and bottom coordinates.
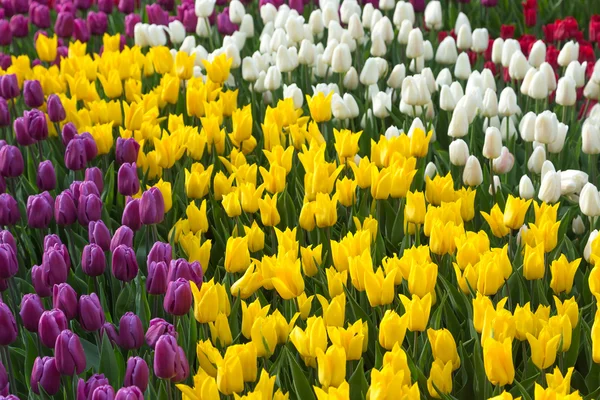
(369, 9, 383, 31)
(407, 118, 425, 137)
(435, 36, 458, 65)
(327, 21, 343, 44)
(264, 66, 282, 91)
(561, 170, 588, 195)
(276, 46, 298, 73)
(483, 116, 501, 131)
(527, 71, 548, 100)
(373, 91, 392, 118)
(572, 216, 585, 235)
(424, 40, 434, 60)
(360, 58, 380, 86)
(583, 121, 600, 155)
(463, 156, 483, 186)
(534, 111, 558, 144)
(435, 68, 452, 88)
(283, 84, 303, 109)
(565, 61, 586, 88)
(455, 92, 480, 123)
(393, 1, 415, 27)
(168, 20, 186, 44)
(322, 4, 340, 27)
(348, 14, 364, 40)
(308, 9, 324, 35)
(541, 160, 556, 182)
(580, 183, 600, 217)
(453, 52, 471, 81)
(379, 0, 395, 11)
(397, 20, 412, 45)
(493, 147, 515, 174)
(558, 41, 579, 67)
(134, 23, 150, 47)
(498, 87, 519, 116)
(331, 93, 351, 120)
(481, 68, 497, 92)
(500, 117, 518, 142)
(519, 175, 535, 199)
(340, 31, 357, 52)
(362, 3, 375, 28)
(483, 127, 502, 159)
(373, 17, 394, 45)
(585, 230, 599, 262)
(489, 175, 501, 196)
(548, 122, 568, 154)
(385, 126, 401, 139)
(180, 36, 196, 54)
(439, 85, 456, 112)
(528, 40, 546, 68)
(519, 112, 536, 142)
(371, 35, 387, 57)
(539, 62, 557, 92)
(387, 64, 406, 89)
(501, 39, 521, 68)
(229, 0, 245, 24)
(424, 0, 442, 30)
(449, 139, 469, 166)
(340, 0, 361, 24)
(508, 51, 529, 81)
(539, 170, 562, 203)
(240, 14, 254, 37)
(491, 38, 504, 64)
(195, 0, 215, 18)
(253, 71, 267, 93)
(425, 162, 438, 179)
(584, 79, 600, 100)
(148, 24, 167, 47)
(528, 145, 546, 174)
(298, 40, 315, 65)
(406, 28, 424, 59)
(285, 16, 305, 43)
(242, 57, 259, 82)
(345, 93, 360, 118)
(450, 81, 464, 104)
(556, 77, 577, 107)
(481, 88, 498, 117)
(456, 25, 472, 51)
(331, 43, 352, 73)
(344, 67, 359, 90)
(471, 28, 488, 53)
(448, 107, 469, 138)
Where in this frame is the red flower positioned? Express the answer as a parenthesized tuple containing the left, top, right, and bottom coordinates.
(484, 61, 497, 76)
(589, 15, 600, 42)
(518, 34, 536, 57)
(467, 51, 478, 66)
(546, 45, 559, 69)
(437, 31, 449, 42)
(502, 66, 511, 82)
(483, 39, 494, 61)
(586, 61, 596, 80)
(580, 43, 595, 63)
(500, 25, 515, 39)
(524, 8, 536, 27)
(555, 17, 579, 41)
(543, 23, 556, 42)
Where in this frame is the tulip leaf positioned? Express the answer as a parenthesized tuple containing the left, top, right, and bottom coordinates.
(102, 161, 115, 207)
(98, 332, 119, 388)
(566, 319, 582, 368)
(348, 359, 368, 400)
(114, 284, 134, 323)
(23, 331, 38, 387)
(513, 378, 534, 400)
(81, 338, 100, 371)
(285, 347, 317, 400)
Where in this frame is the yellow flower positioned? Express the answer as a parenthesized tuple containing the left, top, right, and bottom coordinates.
(191, 279, 231, 324)
(222, 190, 242, 218)
(336, 177, 357, 207)
(231, 263, 263, 300)
(546, 367, 574, 396)
(453, 263, 478, 294)
(213, 171, 235, 200)
(405, 190, 426, 225)
(481, 204, 511, 238)
(264, 145, 294, 173)
(209, 312, 233, 347)
(473, 293, 494, 333)
(327, 320, 365, 361)
(349, 157, 373, 189)
(523, 243, 545, 280)
(299, 200, 317, 231)
(89, 123, 114, 155)
(175, 51, 194, 80)
(407, 261, 437, 300)
(259, 164, 286, 194)
(476, 250, 507, 296)
(161, 73, 180, 104)
(202, 54, 232, 84)
(455, 231, 490, 270)
(317, 293, 346, 328)
(216, 352, 244, 395)
(36, 34, 58, 62)
(554, 296, 579, 329)
(185, 164, 213, 199)
(427, 359, 453, 399)
(326, 268, 347, 298)
(251, 315, 278, 357)
(300, 245, 322, 277)
(410, 128, 433, 158)
(271, 254, 305, 300)
(290, 316, 328, 368)
(399, 293, 432, 332)
(514, 302, 536, 341)
(483, 337, 515, 386)
(177, 367, 219, 399)
(316, 345, 346, 389)
(430, 220, 464, 256)
(306, 92, 333, 123)
(225, 237, 251, 273)
(241, 299, 270, 340)
(454, 187, 476, 221)
(333, 129, 362, 162)
(186, 200, 209, 234)
(503, 195, 532, 230)
(348, 249, 374, 292)
(154, 131, 186, 168)
(196, 340, 222, 378)
(382, 343, 411, 385)
(98, 70, 123, 98)
(527, 328, 561, 370)
(150, 46, 174, 74)
(225, 343, 257, 383)
(314, 381, 349, 400)
(258, 193, 280, 227)
(427, 328, 460, 370)
(379, 310, 408, 351)
(220, 89, 238, 117)
(123, 102, 144, 131)
(244, 222, 265, 252)
(231, 105, 253, 144)
(425, 173, 455, 206)
(364, 267, 397, 307)
(148, 179, 172, 213)
(550, 255, 581, 294)
(369, 365, 413, 400)
(315, 193, 338, 228)
(593, 308, 600, 364)
(239, 183, 264, 214)
(354, 216, 378, 242)
(371, 167, 393, 200)
(546, 315, 572, 352)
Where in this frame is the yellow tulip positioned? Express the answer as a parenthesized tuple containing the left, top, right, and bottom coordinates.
(175, 51, 194, 80)
(225, 237, 250, 273)
(299, 200, 317, 231)
(264, 145, 294, 174)
(231, 263, 263, 299)
(348, 249, 374, 292)
(274, 227, 298, 257)
(481, 301, 516, 346)
(427, 359, 453, 399)
(191, 279, 231, 323)
(36, 34, 58, 62)
(364, 268, 397, 307)
(89, 123, 114, 155)
(98, 70, 123, 98)
(149, 179, 172, 213)
(488, 391, 521, 400)
(550, 255, 581, 294)
(161, 73, 180, 104)
(454, 187, 477, 221)
(222, 190, 242, 218)
(313, 381, 349, 400)
(177, 368, 219, 399)
(523, 243, 545, 280)
(476, 251, 507, 296)
(123, 101, 144, 131)
(483, 337, 515, 386)
(187, 200, 209, 234)
(254, 370, 276, 399)
(259, 164, 287, 194)
(455, 231, 490, 270)
(258, 193, 280, 227)
(527, 328, 561, 370)
(427, 328, 460, 370)
(239, 183, 264, 214)
(554, 296, 579, 329)
(453, 262, 478, 294)
(314, 193, 339, 228)
(370, 166, 393, 200)
(296, 292, 314, 320)
(244, 222, 265, 252)
(409, 128, 433, 158)
(300, 245, 323, 277)
(473, 293, 494, 333)
(326, 268, 347, 298)
(592, 309, 600, 364)
(195, 340, 223, 377)
(306, 92, 333, 123)
(425, 173, 455, 206)
(317, 293, 346, 327)
(150, 46, 174, 74)
(514, 302, 536, 341)
(406, 191, 426, 225)
(353, 216, 379, 242)
(216, 353, 245, 395)
(378, 310, 408, 351)
(231, 105, 253, 144)
(202, 54, 232, 84)
(251, 315, 278, 357)
(289, 316, 328, 368)
(369, 365, 408, 400)
(209, 312, 233, 347)
(481, 204, 511, 238)
(327, 320, 365, 361)
(316, 345, 346, 389)
(213, 171, 235, 201)
(124, 78, 142, 103)
(382, 343, 411, 385)
(333, 129, 362, 162)
(349, 157, 373, 189)
(271, 255, 305, 300)
(545, 367, 574, 396)
(241, 299, 270, 340)
(430, 220, 464, 256)
(503, 195, 532, 230)
(399, 293, 431, 332)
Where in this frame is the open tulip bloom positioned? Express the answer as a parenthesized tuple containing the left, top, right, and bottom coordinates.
(3, 0, 600, 399)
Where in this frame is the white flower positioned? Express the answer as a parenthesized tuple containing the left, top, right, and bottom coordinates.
(539, 170, 562, 203)
(483, 127, 502, 159)
(148, 24, 167, 47)
(572, 216, 585, 235)
(360, 58, 381, 86)
(168, 20, 186, 44)
(393, 1, 415, 27)
(493, 147, 515, 174)
(454, 52, 471, 80)
(580, 183, 600, 217)
(387, 64, 406, 89)
(439, 85, 456, 112)
(449, 139, 469, 166)
(498, 87, 519, 116)
(195, 0, 216, 18)
(548, 123, 568, 154)
(527, 146, 546, 174)
(471, 28, 489, 53)
(229, 0, 245, 24)
(424, 0, 442, 30)
(406, 28, 424, 59)
(556, 77, 577, 107)
(582, 120, 600, 155)
(463, 156, 483, 186)
(448, 107, 469, 138)
(519, 175, 535, 199)
(134, 23, 150, 47)
(528, 71, 548, 100)
(558, 41, 579, 67)
(456, 24, 472, 51)
(264, 65, 282, 91)
(372, 91, 392, 118)
(534, 111, 558, 144)
(435, 36, 458, 65)
(528, 40, 546, 68)
(283, 84, 303, 109)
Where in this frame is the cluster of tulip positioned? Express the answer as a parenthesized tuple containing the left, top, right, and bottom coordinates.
(3, 0, 600, 399)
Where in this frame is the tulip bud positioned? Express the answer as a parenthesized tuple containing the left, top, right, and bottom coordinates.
(387, 64, 405, 89)
(572, 215, 585, 235)
(124, 357, 149, 392)
(20, 293, 44, 333)
(449, 139, 469, 166)
(406, 28, 424, 59)
(582, 122, 600, 155)
(344, 67, 359, 90)
(424, 1, 442, 30)
(556, 76, 576, 107)
(122, 197, 141, 231)
(527, 71, 548, 100)
(456, 24, 472, 51)
(498, 87, 519, 117)
(483, 127, 502, 159)
(0, 145, 24, 177)
(36, 160, 56, 191)
(558, 41, 579, 67)
(145, 318, 177, 349)
(78, 193, 102, 225)
(38, 309, 68, 347)
(372, 91, 392, 118)
(32, 265, 52, 297)
(331, 43, 352, 73)
(27, 192, 54, 229)
(463, 156, 483, 186)
(115, 386, 144, 400)
(548, 123, 568, 154)
(55, 330, 86, 375)
(492, 147, 515, 174)
(81, 243, 106, 277)
(539, 171, 561, 204)
(164, 278, 193, 316)
(23, 80, 44, 108)
(0, 244, 17, 279)
(78, 293, 105, 332)
(154, 334, 179, 379)
(534, 111, 558, 144)
(448, 107, 469, 138)
(89, 220, 111, 252)
(146, 261, 168, 295)
(435, 37, 458, 65)
(77, 374, 110, 400)
(471, 28, 489, 53)
(112, 245, 139, 283)
(90, 384, 115, 400)
(31, 357, 61, 395)
(454, 52, 471, 80)
(580, 183, 600, 217)
(65, 138, 88, 171)
(0, 301, 16, 347)
(0, 194, 19, 226)
(168, 259, 204, 287)
(117, 163, 139, 196)
(52, 283, 78, 321)
(118, 312, 144, 350)
(115, 138, 140, 166)
(527, 146, 546, 174)
(140, 187, 165, 225)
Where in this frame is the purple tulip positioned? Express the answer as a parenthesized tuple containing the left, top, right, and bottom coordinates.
(173, 346, 190, 382)
(146, 4, 168, 25)
(0, 360, 7, 396)
(78, 193, 102, 225)
(0, 230, 16, 256)
(98, 0, 113, 13)
(43, 243, 71, 283)
(74, 18, 90, 42)
(55, 190, 78, 226)
(0, 98, 10, 126)
(118, 163, 140, 196)
(289, 0, 303, 13)
(148, 242, 172, 265)
(62, 122, 78, 146)
(43, 234, 62, 251)
(91, 385, 115, 400)
(164, 278, 192, 316)
(147, 261, 168, 295)
(78, 293, 105, 332)
(118, 312, 144, 350)
(12, 0, 28, 13)
(112, 245, 138, 282)
(124, 13, 140, 37)
(55, 11, 74, 37)
(110, 225, 134, 252)
(139, 187, 164, 225)
(55, 330, 86, 375)
(89, 220, 111, 252)
(153, 335, 178, 379)
(9, 15, 28, 37)
(25, 109, 49, 140)
(115, 386, 143, 400)
(87, 11, 108, 35)
(31, 265, 52, 297)
(27, 192, 54, 229)
(217, 8, 238, 35)
(65, 138, 88, 170)
(481, 0, 498, 5)
(37, 160, 57, 191)
(47, 94, 66, 122)
(85, 167, 104, 193)
(0, 55, 8, 71)
(100, 322, 119, 345)
(77, 374, 109, 400)
(122, 198, 141, 231)
(0, 21, 12, 47)
(145, 318, 177, 349)
(124, 357, 149, 392)
(157, 0, 174, 11)
(20, 293, 45, 333)
(80, 180, 100, 197)
(75, 0, 92, 9)
(168, 259, 203, 287)
(38, 309, 68, 347)
(82, 244, 106, 277)
(0, 145, 24, 177)
(31, 357, 61, 395)
(0, 74, 18, 100)
(0, 194, 20, 225)
(182, 9, 197, 32)
(14, 116, 36, 146)
(23, 80, 45, 108)
(52, 283, 78, 320)
(78, 132, 98, 160)
(0, 302, 17, 345)
(0, 244, 17, 279)
(116, 138, 140, 165)
(30, 3, 50, 29)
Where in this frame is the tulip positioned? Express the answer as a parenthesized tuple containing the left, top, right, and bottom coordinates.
(148, 242, 172, 265)
(110, 226, 134, 252)
(449, 139, 470, 166)
(77, 193, 102, 225)
(9, 15, 28, 37)
(116, 138, 140, 165)
(122, 198, 141, 231)
(115, 386, 144, 400)
(0, 244, 17, 279)
(168, 259, 204, 287)
(427, 359, 453, 399)
(61, 123, 78, 146)
(0, 145, 23, 177)
(0, 302, 17, 346)
(428, 328, 460, 370)
(55, 12, 74, 37)
(85, 167, 104, 194)
(52, 283, 78, 321)
(38, 309, 68, 347)
(463, 156, 483, 186)
(164, 278, 193, 316)
(118, 312, 144, 350)
(316, 345, 346, 389)
(65, 138, 88, 170)
(77, 374, 110, 400)
(55, 330, 86, 375)
(0, 194, 19, 226)
(539, 171, 562, 204)
(112, 245, 138, 283)
(145, 318, 177, 349)
(36, 160, 56, 191)
(22, 80, 44, 110)
(19, 294, 44, 333)
(118, 163, 140, 196)
(580, 183, 600, 217)
(78, 293, 105, 332)
(154, 335, 180, 379)
(89, 220, 111, 252)
(0, 75, 18, 100)
(91, 385, 115, 400)
(379, 310, 408, 350)
(146, 261, 169, 295)
(27, 192, 53, 229)
(32, 265, 52, 297)
(124, 357, 149, 392)
(31, 357, 61, 395)
(583, 122, 600, 155)
(140, 187, 165, 225)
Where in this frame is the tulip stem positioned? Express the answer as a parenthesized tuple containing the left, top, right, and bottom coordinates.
(413, 331, 418, 359)
(2, 347, 15, 396)
(489, 159, 496, 204)
(166, 379, 173, 400)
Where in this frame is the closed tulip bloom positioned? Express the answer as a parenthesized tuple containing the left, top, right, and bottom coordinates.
(89, 220, 111, 252)
(117, 163, 139, 196)
(55, 12, 74, 37)
(147, 261, 169, 295)
(399, 293, 432, 332)
(78, 293, 105, 332)
(116, 138, 140, 165)
(527, 328, 561, 370)
(538, 171, 561, 204)
(503, 195, 532, 230)
(534, 111, 558, 144)
(31, 357, 60, 395)
(154, 334, 180, 379)
(379, 310, 408, 350)
(118, 312, 144, 350)
(109, 226, 134, 253)
(112, 245, 138, 283)
(463, 156, 483, 186)
(164, 278, 193, 316)
(27, 192, 54, 229)
(0, 98, 9, 127)
(0, 244, 17, 279)
(556, 77, 576, 106)
(38, 309, 68, 347)
(449, 139, 469, 166)
(52, 283, 78, 321)
(22, 80, 45, 110)
(140, 187, 164, 225)
(84, 168, 104, 195)
(0, 194, 19, 226)
(55, 330, 86, 375)
(483, 337, 514, 386)
(523, 243, 545, 280)
(122, 198, 141, 231)
(81, 244, 106, 277)
(90, 384, 115, 400)
(582, 122, 600, 155)
(20, 294, 44, 333)
(124, 357, 149, 392)
(32, 265, 52, 297)
(427, 359, 453, 398)
(145, 318, 177, 349)
(0, 302, 17, 345)
(427, 328, 460, 370)
(77, 374, 109, 400)
(168, 259, 204, 287)
(331, 43, 352, 73)
(78, 193, 102, 225)
(316, 345, 346, 390)
(0, 145, 24, 177)
(0, 75, 18, 100)
(65, 139, 88, 171)
(580, 183, 600, 217)
(36, 160, 56, 191)
(424, 1, 442, 29)
(115, 386, 143, 400)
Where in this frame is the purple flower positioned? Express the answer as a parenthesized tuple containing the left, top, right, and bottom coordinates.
(124, 13, 140, 37)
(124, 357, 149, 392)
(75, 0, 92, 10)
(65, 138, 88, 171)
(31, 357, 61, 395)
(146, 261, 168, 295)
(145, 318, 177, 349)
(20, 293, 45, 333)
(146, 4, 169, 25)
(409, 0, 425, 12)
(116, 138, 140, 165)
(0, 98, 10, 126)
(55, 190, 77, 226)
(30, 3, 50, 29)
(0, 360, 8, 396)
(148, 242, 172, 265)
(0, 302, 17, 345)
(182, 9, 197, 33)
(121, 197, 141, 231)
(47, 94, 66, 122)
(139, 187, 164, 225)
(80, 132, 99, 160)
(118, 163, 139, 196)
(43, 234, 62, 250)
(0, 74, 18, 100)
(158, 0, 174, 11)
(217, 8, 238, 35)
(77, 193, 102, 225)
(38, 309, 68, 348)
(52, 283, 78, 320)
(173, 346, 190, 382)
(91, 385, 115, 400)
(115, 386, 143, 400)
(78, 293, 105, 332)
(163, 278, 192, 316)
(80, 180, 100, 197)
(24, 80, 45, 108)
(0, 194, 20, 225)
(77, 374, 110, 400)
(168, 259, 203, 287)
(110, 225, 134, 252)
(27, 192, 54, 229)
(98, 0, 113, 13)
(118, 312, 144, 350)
(0, 145, 24, 177)
(61, 122, 78, 146)
(89, 220, 111, 252)
(82, 244, 106, 277)
(31, 265, 52, 297)
(0, 21, 12, 46)
(0, 230, 16, 255)
(100, 322, 118, 345)
(153, 335, 178, 379)
(0, 244, 17, 279)
(119, 0, 135, 14)
(55, 11, 74, 37)
(87, 11, 108, 35)
(85, 167, 104, 193)
(14, 116, 36, 146)
(55, 330, 86, 375)
(37, 160, 57, 191)
(9, 15, 28, 37)
(112, 245, 138, 282)
(74, 18, 90, 42)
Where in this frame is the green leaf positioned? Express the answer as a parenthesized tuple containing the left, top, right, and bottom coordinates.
(285, 347, 317, 400)
(99, 333, 119, 388)
(81, 338, 101, 371)
(115, 284, 134, 320)
(513, 378, 534, 400)
(565, 319, 582, 368)
(348, 358, 368, 400)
